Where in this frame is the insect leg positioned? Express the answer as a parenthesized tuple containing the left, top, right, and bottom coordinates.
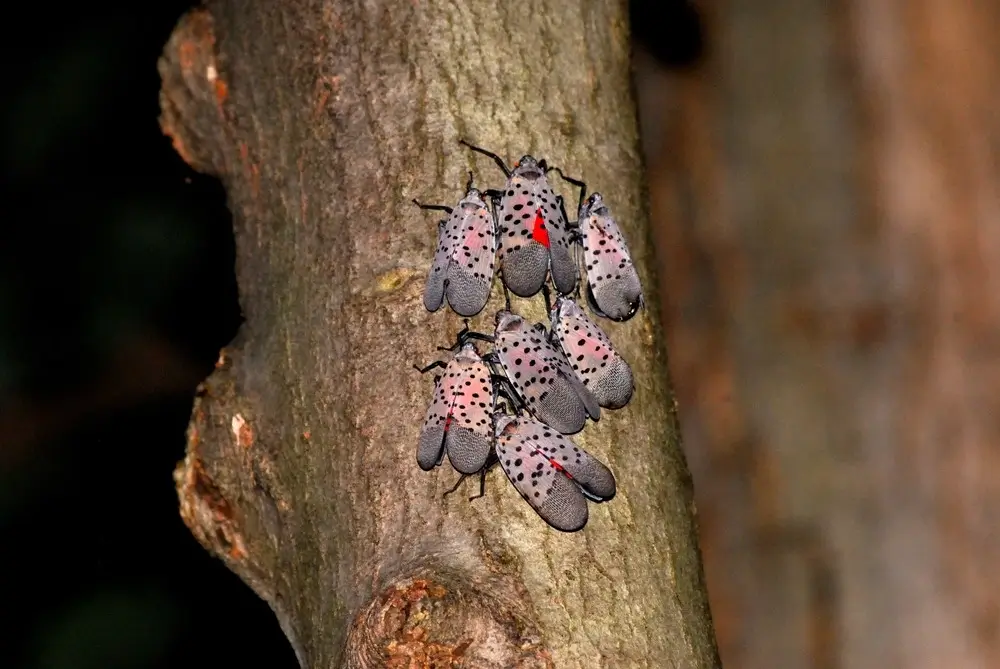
(572, 242, 584, 300)
(442, 474, 470, 498)
(464, 171, 475, 192)
(550, 167, 587, 215)
(412, 199, 453, 214)
(491, 374, 525, 412)
(446, 332, 495, 348)
(459, 139, 512, 178)
(500, 273, 512, 311)
(469, 456, 499, 501)
(541, 282, 554, 314)
(556, 193, 586, 302)
(413, 360, 448, 374)
(435, 320, 495, 351)
(442, 330, 495, 350)
(557, 194, 578, 231)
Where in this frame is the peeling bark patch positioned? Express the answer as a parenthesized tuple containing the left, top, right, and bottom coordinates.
(205, 64, 228, 105)
(231, 413, 254, 448)
(157, 8, 227, 175)
(346, 576, 554, 668)
(174, 452, 248, 562)
(382, 580, 469, 668)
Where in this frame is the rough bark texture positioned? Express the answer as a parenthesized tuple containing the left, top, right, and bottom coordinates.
(159, 2, 719, 668)
(640, 1, 1000, 668)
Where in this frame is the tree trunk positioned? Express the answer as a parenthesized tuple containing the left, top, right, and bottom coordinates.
(158, 3, 720, 667)
(641, 1, 1000, 668)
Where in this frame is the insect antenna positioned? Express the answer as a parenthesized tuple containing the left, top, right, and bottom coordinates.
(459, 139, 512, 178)
(412, 198, 453, 215)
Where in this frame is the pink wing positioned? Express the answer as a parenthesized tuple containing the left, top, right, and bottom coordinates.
(495, 322, 600, 435)
(443, 200, 497, 317)
(417, 347, 494, 474)
(495, 414, 615, 532)
(580, 195, 643, 321)
(551, 297, 634, 409)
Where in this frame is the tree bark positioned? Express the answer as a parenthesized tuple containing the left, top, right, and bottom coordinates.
(641, 1, 1000, 668)
(159, 2, 720, 667)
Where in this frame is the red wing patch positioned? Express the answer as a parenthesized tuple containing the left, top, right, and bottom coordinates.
(531, 209, 550, 248)
(494, 414, 617, 531)
(417, 345, 495, 473)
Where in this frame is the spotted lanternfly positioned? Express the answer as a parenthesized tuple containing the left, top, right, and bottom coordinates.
(459, 140, 578, 298)
(415, 341, 495, 474)
(551, 170, 644, 322)
(494, 413, 616, 532)
(549, 295, 634, 410)
(415, 175, 497, 318)
(576, 192, 644, 321)
(491, 309, 600, 435)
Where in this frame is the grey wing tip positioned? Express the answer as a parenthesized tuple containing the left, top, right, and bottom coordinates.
(551, 516, 587, 533)
(539, 478, 590, 532)
(424, 266, 447, 312)
(447, 273, 492, 317)
(573, 455, 617, 501)
(417, 427, 446, 470)
(581, 385, 601, 421)
(445, 429, 492, 474)
(596, 357, 634, 410)
(540, 410, 586, 436)
(586, 474, 617, 502)
(503, 243, 549, 297)
(451, 302, 486, 318)
(423, 288, 445, 313)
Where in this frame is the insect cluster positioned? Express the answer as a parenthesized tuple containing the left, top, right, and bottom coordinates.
(412, 140, 645, 532)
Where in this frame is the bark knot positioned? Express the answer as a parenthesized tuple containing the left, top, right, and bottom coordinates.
(344, 574, 554, 668)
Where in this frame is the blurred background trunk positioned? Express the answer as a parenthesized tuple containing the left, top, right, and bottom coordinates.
(636, 1, 1000, 668)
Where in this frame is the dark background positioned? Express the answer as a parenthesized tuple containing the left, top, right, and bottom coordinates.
(0, 1, 699, 667)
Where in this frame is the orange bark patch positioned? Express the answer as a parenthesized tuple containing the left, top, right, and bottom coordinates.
(382, 579, 468, 669)
(161, 120, 196, 167)
(175, 453, 248, 562)
(214, 78, 228, 105)
(178, 40, 198, 71)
